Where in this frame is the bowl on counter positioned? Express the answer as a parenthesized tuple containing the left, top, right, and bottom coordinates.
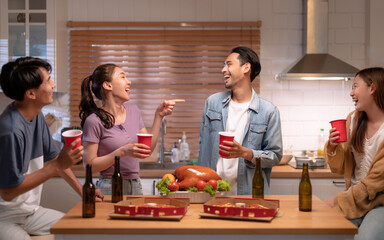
(279, 155, 293, 165)
(294, 156, 326, 168)
(312, 157, 326, 167)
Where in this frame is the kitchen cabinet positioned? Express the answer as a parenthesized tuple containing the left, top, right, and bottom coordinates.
(140, 178, 161, 195)
(0, 0, 67, 92)
(270, 178, 346, 200)
(41, 177, 162, 213)
(270, 165, 346, 200)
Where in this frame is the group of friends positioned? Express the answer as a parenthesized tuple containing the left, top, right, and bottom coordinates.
(0, 46, 383, 240)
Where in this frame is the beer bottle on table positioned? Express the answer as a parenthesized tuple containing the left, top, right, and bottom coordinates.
(83, 164, 95, 218)
(112, 156, 123, 203)
(299, 162, 312, 211)
(252, 157, 264, 199)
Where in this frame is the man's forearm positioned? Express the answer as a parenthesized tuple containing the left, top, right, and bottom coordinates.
(59, 168, 82, 196)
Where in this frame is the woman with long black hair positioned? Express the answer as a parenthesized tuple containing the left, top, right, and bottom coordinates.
(79, 63, 183, 195)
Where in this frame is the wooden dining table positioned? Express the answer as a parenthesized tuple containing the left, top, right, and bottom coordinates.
(51, 195, 357, 240)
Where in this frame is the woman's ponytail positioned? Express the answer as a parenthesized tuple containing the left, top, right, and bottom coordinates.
(79, 75, 97, 128)
(79, 64, 117, 129)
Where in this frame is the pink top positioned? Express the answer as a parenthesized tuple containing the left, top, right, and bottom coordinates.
(82, 102, 145, 179)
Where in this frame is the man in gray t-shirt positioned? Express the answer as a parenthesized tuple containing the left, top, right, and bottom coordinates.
(0, 57, 88, 240)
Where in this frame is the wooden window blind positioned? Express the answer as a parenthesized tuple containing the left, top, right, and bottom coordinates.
(68, 21, 261, 160)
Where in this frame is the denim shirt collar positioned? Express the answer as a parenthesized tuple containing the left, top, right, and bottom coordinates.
(249, 88, 260, 113)
(222, 88, 260, 113)
(221, 91, 231, 107)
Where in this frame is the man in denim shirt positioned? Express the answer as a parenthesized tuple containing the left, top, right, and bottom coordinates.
(198, 46, 282, 195)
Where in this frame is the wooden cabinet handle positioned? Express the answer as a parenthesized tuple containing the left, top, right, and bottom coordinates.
(152, 180, 156, 195)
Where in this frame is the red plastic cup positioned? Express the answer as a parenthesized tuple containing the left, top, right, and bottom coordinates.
(137, 133, 153, 148)
(219, 132, 235, 157)
(62, 129, 83, 149)
(330, 119, 347, 143)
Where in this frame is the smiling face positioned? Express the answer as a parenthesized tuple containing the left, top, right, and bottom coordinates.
(221, 53, 249, 89)
(350, 74, 374, 112)
(108, 67, 131, 102)
(32, 67, 56, 107)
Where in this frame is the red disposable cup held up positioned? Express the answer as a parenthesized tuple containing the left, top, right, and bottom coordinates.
(219, 132, 235, 157)
(137, 133, 153, 148)
(62, 129, 83, 150)
(330, 119, 347, 143)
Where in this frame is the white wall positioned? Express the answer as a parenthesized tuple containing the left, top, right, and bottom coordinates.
(66, 0, 371, 151)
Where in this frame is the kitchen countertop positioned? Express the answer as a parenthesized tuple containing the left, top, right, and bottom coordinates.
(69, 164, 343, 179)
(51, 195, 357, 240)
(271, 164, 343, 178)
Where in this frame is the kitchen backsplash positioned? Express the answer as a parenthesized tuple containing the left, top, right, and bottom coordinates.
(260, 79, 355, 152)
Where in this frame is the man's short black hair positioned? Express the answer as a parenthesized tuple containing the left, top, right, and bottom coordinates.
(0, 57, 51, 101)
(231, 46, 261, 82)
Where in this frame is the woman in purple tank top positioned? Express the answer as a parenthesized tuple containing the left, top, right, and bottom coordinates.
(79, 63, 184, 195)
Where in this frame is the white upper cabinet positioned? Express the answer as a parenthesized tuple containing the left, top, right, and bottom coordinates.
(0, 0, 68, 92)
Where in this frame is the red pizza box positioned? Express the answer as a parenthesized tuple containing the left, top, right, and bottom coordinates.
(114, 197, 188, 217)
(202, 197, 279, 219)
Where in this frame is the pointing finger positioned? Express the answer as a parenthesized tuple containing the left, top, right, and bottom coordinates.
(169, 99, 185, 103)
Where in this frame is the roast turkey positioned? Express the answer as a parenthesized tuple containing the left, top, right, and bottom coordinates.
(174, 165, 221, 190)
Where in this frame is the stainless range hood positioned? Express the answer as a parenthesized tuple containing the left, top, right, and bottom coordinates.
(276, 0, 359, 81)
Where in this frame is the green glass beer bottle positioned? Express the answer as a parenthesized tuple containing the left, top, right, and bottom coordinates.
(82, 164, 95, 218)
(299, 162, 312, 211)
(252, 157, 264, 199)
(112, 156, 123, 203)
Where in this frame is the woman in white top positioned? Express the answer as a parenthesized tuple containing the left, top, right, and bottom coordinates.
(324, 67, 384, 240)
